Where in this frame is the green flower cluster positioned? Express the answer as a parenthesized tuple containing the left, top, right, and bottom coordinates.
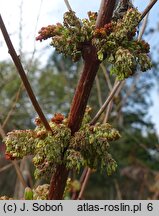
(4, 111, 120, 178)
(69, 123, 120, 175)
(4, 130, 36, 159)
(36, 8, 152, 80)
(36, 11, 97, 62)
(4, 114, 71, 179)
(93, 8, 152, 79)
(24, 184, 49, 200)
(33, 120, 71, 178)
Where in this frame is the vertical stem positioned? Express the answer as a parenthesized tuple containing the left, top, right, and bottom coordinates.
(49, 0, 116, 200)
(68, 48, 100, 133)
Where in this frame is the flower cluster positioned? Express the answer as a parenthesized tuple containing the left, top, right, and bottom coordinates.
(4, 130, 36, 160)
(93, 8, 152, 79)
(4, 114, 71, 179)
(36, 8, 152, 80)
(69, 123, 120, 175)
(36, 11, 97, 62)
(4, 110, 120, 178)
(24, 184, 49, 200)
(33, 116, 71, 178)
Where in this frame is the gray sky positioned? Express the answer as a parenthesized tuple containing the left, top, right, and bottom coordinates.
(0, 0, 159, 134)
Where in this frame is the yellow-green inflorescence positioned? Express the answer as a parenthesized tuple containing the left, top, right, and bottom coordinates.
(36, 9, 152, 80)
(4, 109, 120, 179)
(24, 184, 49, 200)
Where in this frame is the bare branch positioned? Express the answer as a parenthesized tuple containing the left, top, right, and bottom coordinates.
(0, 163, 13, 174)
(138, 13, 149, 41)
(140, 0, 158, 22)
(2, 84, 22, 129)
(77, 168, 92, 200)
(95, 75, 103, 107)
(103, 101, 113, 123)
(0, 14, 52, 132)
(100, 63, 113, 91)
(90, 81, 123, 125)
(64, 0, 72, 11)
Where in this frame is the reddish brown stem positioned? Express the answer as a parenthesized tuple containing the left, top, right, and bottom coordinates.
(0, 14, 52, 132)
(48, 164, 69, 200)
(48, 0, 116, 200)
(96, 0, 116, 28)
(68, 46, 100, 133)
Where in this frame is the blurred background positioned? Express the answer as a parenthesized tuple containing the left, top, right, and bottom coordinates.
(0, 0, 159, 199)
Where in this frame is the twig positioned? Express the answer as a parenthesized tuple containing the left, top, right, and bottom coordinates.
(0, 123, 27, 188)
(2, 84, 22, 129)
(100, 63, 113, 91)
(28, 0, 43, 69)
(114, 179, 122, 199)
(90, 81, 123, 125)
(138, 14, 149, 41)
(71, 167, 88, 199)
(77, 168, 91, 200)
(103, 79, 123, 123)
(116, 74, 139, 112)
(103, 101, 113, 123)
(0, 163, 13, 173)
(95, 75, 103, 107)
(140, 0, 158, 22)
(18, 0, 23, 56)
(64, 0, 72, 11)
(0, 14, 52, 132)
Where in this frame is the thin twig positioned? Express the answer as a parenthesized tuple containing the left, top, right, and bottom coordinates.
(0, 123, 27, 188)
(103, 101, 113, 123)
(140, 0, 158, 22)
(64, 0, 72, 11)
(114, 179, 122, 199)
(116, 74, 139, 112)
(90, 81, 123, 125)
(138, 14, 149, 41)
(18, 0, 23, 56)
(95, 75, 103, 107)
(0, 14, 52, 132)
(0, 163, 13, 173)
(2, 84, 22, 129)
(27, 0, 43, 69)
(103, 79, 123, 123)
(77, 168, 91, 200)
(100, 63, 113, 91)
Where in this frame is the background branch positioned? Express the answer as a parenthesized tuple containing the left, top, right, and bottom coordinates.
(0, 14, 52, 132)
(64, 0, 72, 11)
